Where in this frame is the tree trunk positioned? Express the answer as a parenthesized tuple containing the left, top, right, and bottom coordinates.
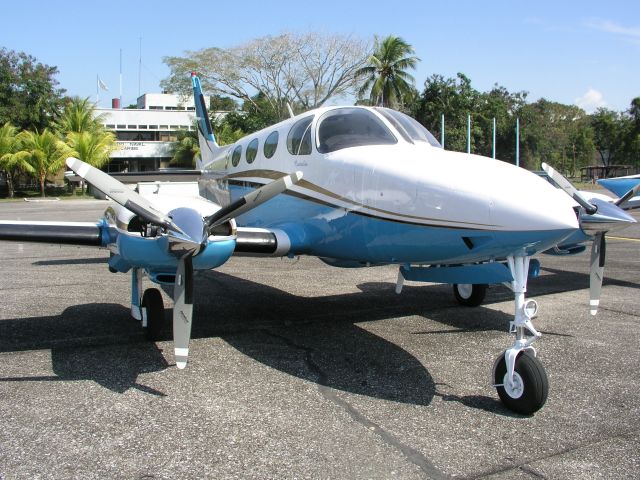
(6, 172, 14, 198)
(40, 175, 46, 197)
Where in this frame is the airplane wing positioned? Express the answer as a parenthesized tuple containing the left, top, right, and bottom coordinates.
(0, 220, 104, 246)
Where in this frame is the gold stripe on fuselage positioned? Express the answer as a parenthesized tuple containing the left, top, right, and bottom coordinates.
(222, 169, 501, 230)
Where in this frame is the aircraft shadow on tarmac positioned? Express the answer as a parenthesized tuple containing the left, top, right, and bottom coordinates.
(0, 303, 169, 396)
(2, 265, 629, 414)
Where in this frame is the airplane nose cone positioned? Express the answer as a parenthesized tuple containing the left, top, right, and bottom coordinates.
(488, 165, 580, 232)
(580, 197, 636, 234)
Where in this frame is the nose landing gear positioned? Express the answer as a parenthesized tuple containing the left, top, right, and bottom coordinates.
(493, 255, 548, 415)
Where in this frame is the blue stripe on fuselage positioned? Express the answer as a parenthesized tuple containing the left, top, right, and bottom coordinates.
(228, 184, 575, 264)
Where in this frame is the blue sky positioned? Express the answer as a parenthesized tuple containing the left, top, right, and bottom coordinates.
(2, 0, 638, 112)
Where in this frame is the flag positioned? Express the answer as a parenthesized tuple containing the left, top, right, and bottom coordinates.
(98, 77, 109, 91)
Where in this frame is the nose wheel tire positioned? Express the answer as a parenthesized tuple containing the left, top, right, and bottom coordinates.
(142, 288, 165, 341)
(453, 283, 487, 307)
(494, 350, 549, 415)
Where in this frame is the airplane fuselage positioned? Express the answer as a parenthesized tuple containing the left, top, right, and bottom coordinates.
(199, 106, 579, 266)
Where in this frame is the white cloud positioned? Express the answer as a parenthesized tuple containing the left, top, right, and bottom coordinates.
(575, 88, 607, 113)
(584, 18, 640, 44)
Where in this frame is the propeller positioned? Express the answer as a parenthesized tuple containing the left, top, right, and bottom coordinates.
(67, 157, 303, 367)
(204, 171, 303, 232)
(542, 163, 597, 214)
(541, 163, 635, 315)
(66, 158, 185, 235)
(615, 182, 640, 208)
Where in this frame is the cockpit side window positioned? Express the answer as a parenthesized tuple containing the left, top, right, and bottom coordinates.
(287, 116, 313, 155)
(317, 108, 397, 154)
(377, 108, 442, 148)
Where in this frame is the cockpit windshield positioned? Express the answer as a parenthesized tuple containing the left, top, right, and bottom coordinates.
(375, 108, 442, 148)
(317, 108, 397, 153)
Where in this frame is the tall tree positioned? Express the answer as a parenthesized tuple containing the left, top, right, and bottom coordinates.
(56, 96, 105, 134)
(0, 122, 34, 197)
(162, 32, 368, 121)
(17, 129, 70, 197)
(590, 108, 630, 167)
(413, 73, 481, 153)
(0, 48, 66, 131)
(356, 35, 419, 108)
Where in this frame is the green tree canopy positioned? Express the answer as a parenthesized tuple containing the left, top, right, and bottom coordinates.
(0, 48, 66, 131)
(17, 129, 70, 197)
(0, 122, 34, 197)
(56, 97, 105, 134)
(356, 35, 419, 108)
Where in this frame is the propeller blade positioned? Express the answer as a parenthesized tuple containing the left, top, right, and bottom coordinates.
(615, 182, 640, 207)
(542, 163, 598, 215)
(205, 171, 303, 231)
(66, 157, 184, 234)
(173, 255, 194, 369)
(589, 232, 606, 316)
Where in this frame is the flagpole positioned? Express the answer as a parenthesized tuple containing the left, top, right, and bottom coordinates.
(119, 49, 123, 107)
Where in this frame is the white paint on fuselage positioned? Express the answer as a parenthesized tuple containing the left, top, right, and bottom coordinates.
(201, 106, 578, 234)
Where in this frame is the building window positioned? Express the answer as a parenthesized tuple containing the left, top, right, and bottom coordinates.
(246, 138, 258, 164)
(149, 125, 158, 129)
(231, 145, 242, 167)
(287, 116, 313, 155)
(106, 124, 115, 129)
(159, 125, 168, 129)
(149, 106, 163, 110)
(127, 125, 137, 129)
(187, 107, 195, 111)
(170, 125, 180, 130)
(160, 133, 177, 142)
(138, 125, 148, 129)
(117, 124, 126, 129)
(264, 131, 279, 159)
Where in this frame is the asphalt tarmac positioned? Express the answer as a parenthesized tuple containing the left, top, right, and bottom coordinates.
(0, 200, 638, 479)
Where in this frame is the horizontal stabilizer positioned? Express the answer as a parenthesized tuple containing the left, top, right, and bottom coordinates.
(0, 220, 102, 246)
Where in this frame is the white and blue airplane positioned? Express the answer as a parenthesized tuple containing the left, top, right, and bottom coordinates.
(0, 73, 635, 415)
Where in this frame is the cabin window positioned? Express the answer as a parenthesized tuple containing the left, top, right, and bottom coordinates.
(264, 131, 279, 159)
(376, 108, 441, 147)
(246, 138, 258, 164)
(232, 145, 242, 167)
(317, 108, 397, 153)
(287, 116, 313, 155)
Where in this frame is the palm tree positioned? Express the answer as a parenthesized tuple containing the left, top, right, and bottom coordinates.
(356, 35, 420, 108)
(17, 129, 71, 197)
(0, 123, 34, 198)
(66, 130, 117, 193)
(56, 97, 106, 134)
(170, 130, 200, 168)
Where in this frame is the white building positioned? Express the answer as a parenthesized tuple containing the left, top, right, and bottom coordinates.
(96, 93, 212, 172)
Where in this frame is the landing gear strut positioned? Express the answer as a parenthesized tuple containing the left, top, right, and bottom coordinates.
(493, 255, 548, 415)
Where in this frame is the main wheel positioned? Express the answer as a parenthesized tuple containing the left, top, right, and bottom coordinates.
(142, 288, 165, 341)
(453, 283, 487, 307)
(494, 350, 549, 415)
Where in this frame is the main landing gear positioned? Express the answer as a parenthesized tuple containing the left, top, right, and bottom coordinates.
(493, 255, 548, 415)
(131, 268, 167, 341)
(452, 283, 487, 307)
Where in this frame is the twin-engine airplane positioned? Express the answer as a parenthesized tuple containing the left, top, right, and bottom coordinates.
(0, 73, 635, 415)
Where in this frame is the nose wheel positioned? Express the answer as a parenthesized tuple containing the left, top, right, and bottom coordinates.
(494, 349, 548, 414)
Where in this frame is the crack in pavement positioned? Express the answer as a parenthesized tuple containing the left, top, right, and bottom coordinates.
(469, 428, 638, 479)
(263, 329, 450, 480)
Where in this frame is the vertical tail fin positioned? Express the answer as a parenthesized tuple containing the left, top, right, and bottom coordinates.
(191, 72, 219, 169)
